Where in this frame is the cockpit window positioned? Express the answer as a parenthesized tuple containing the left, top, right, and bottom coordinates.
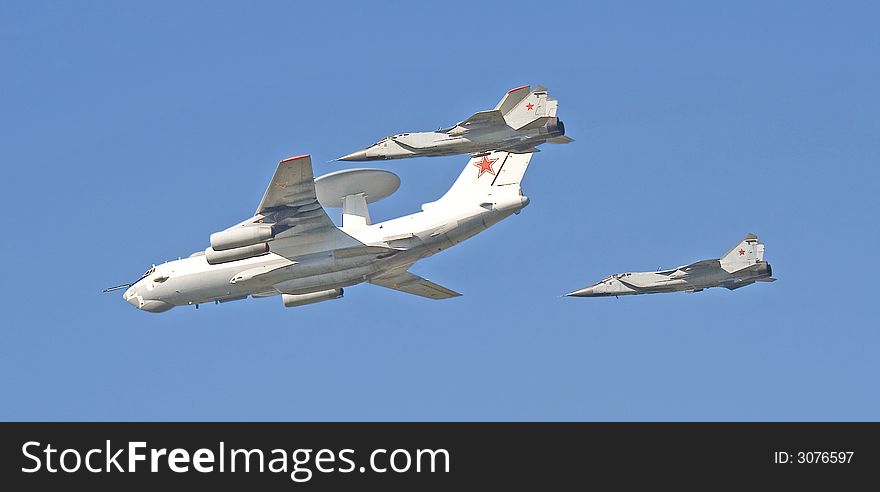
(137, 267, 155, 282)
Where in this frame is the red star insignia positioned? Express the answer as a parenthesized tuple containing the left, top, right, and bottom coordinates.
(526, 102, 534, 110)
(473, 155, 498, 178)
(738, 249, 745, 256)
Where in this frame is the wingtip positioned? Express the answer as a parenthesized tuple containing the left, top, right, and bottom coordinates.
(280, 154, 310, 163)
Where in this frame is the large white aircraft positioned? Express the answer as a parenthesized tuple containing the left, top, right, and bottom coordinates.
(110, 151, 532, 312)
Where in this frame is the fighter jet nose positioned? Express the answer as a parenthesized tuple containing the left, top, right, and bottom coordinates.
(338, 149, 369, 161)
(566, 286, 595, 297)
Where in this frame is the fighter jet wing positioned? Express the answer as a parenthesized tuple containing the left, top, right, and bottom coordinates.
(682, 259, 721, 273)
(454, 109, 507, 130)
(369, 270, 461, 299)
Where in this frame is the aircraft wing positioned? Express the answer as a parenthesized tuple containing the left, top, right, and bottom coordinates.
(369, 270, 461, 299)
(251, 155, 362, 255)
(682, 259, 721, 273)
(454, 109, 507, 130)
(253, 155, 339, 231)
(258, 155, 321, 214)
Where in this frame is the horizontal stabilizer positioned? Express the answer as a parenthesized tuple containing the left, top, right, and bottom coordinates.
(370, 270, 460, 299)
(547, 136, 574, 144)
(725, 280, 756, 290)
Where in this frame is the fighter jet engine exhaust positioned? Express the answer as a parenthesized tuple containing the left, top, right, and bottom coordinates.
(282, 289, 344, 308)
(545, 118, 566, 137)
(753, 262, 772, 277)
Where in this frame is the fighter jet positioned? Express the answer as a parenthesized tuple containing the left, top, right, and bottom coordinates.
(567, 234, 776, 298)
(107, 151, 534, 312)
(338, 85, 572, 161)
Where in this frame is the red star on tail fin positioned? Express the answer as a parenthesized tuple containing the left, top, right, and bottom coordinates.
(473, 156, 498, 178)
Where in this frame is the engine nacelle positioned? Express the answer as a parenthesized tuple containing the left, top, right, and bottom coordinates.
(210, 225, 274, 251)
(753, 262, 773, 278)
(205, 243, 269, 265)
(543, 117, 565, 138)
(282, 288, 344, 308)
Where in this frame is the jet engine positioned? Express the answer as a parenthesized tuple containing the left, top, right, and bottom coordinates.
(210, 225, 274, 251)
(753, 262, 773, 278)
(544, 118, 566, 138)
(282, 289, 344, 308)
(205, 243, 269, 265)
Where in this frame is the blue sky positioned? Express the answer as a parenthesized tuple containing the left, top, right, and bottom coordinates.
(1, 1, 878, 420)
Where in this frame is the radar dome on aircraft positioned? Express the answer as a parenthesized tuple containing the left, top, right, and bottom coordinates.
(315, 168, 401, 229)
(315, 168, 400, 208)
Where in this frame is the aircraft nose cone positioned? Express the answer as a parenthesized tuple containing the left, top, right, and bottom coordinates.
(121, 283, 173, 312)
(338, 149, 369, 161)
(123, 287, 141, 308)
(566, 286, 596, 297)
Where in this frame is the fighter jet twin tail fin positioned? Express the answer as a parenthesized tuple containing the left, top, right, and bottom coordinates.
(452, 85, 544, 133)
(496, 85, 558, 131)
(719, 233, 762, 273)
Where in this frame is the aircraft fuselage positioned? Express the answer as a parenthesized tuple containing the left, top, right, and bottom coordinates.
(339, 119, 565, 160)
(123, 194, 528, 312)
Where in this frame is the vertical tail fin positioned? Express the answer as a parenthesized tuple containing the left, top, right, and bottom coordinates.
(495, 85, 531, 114)
(720, 233, 762, 272)
(429, 151, 532, 206)
(502, 86, 557, 130)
